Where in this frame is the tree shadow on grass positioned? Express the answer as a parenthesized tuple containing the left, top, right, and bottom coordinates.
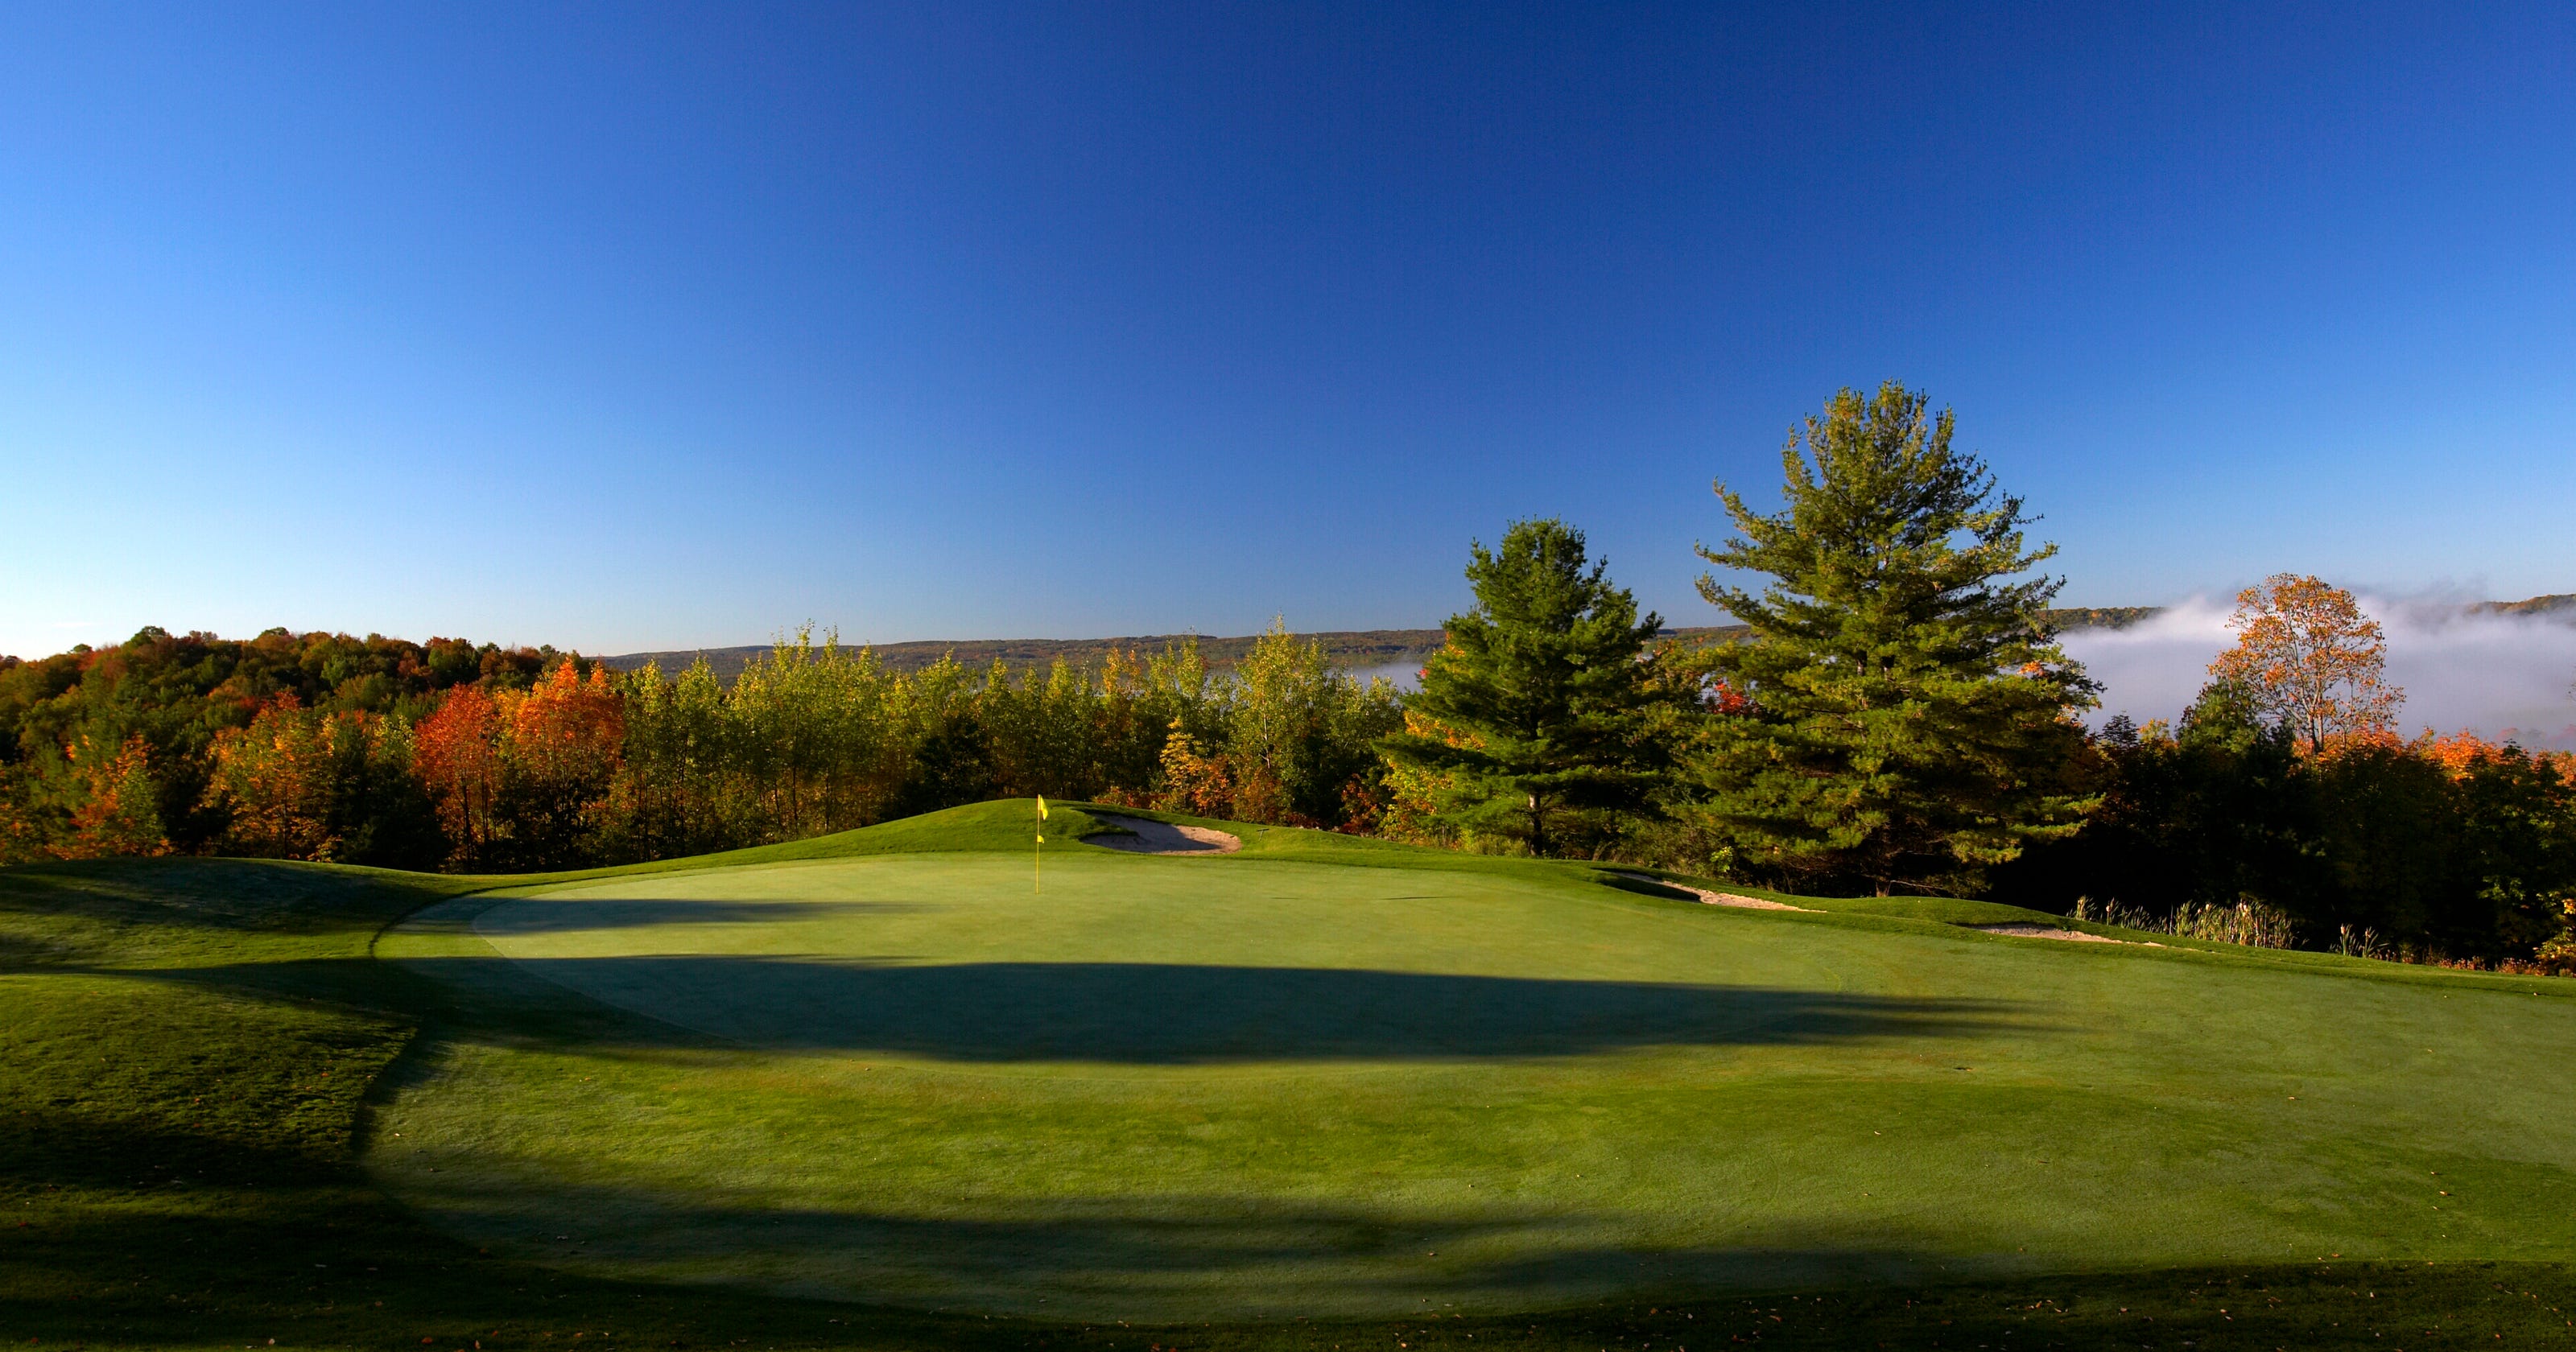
(81, 950, 2024, 1064)
(0, 856, 464, 938)
(392, 1176, 1957, 1319)
(472, 897, 938, 932)
(402, 955, 2021, 1062)
(11, 1181, 2571, 1346)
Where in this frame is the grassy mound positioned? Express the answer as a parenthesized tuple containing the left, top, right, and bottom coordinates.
(3, 800, 2572, 1347)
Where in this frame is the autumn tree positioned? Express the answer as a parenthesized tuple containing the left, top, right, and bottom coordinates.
(203, 694, 437, 867)
(2207, 574, 2404, 752)
(1691, 382, 2096, 896)
(0, 619, 1403, 867)
(1154, 723, 1236, 818)
(1378, 519, 1666, 856)
(60, 735, 170, 859)
(415, 685, 505, 865)
(1084, 640, 1224, 806)
(497, 660, 625, 868)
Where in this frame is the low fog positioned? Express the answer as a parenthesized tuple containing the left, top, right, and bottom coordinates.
(2062, 598, 2576, 750)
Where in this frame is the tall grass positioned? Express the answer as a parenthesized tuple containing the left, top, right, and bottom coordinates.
(2067, 894, 2298, 949)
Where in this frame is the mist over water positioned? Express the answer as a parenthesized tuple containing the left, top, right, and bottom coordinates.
(1334, 608, 2576, 748)
(1347, 661, 1427, 693)
(2063, 597, 2576, 750)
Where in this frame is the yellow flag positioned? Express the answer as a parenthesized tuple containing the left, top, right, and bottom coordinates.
(1037, 795, 1050, 820)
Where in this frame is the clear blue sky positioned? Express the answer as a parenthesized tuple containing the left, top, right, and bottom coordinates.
(4, 2, 2571, 657)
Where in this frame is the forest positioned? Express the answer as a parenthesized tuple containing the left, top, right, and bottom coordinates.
(0, 622, 1400, 872)
(5, 385, 2571, 975)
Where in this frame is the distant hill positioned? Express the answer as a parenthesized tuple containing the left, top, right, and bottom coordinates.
(597, 630, 1455, 682)
(2474, 592, 2576, 620)
(597, 607, 2173, 682)
(2046, 606, 2161, 631)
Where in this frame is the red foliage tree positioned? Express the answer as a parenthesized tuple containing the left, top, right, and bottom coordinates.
(415, 686, 503, 864)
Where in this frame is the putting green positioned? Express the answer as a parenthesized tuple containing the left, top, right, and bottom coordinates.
(371, 806, 2576, 1320)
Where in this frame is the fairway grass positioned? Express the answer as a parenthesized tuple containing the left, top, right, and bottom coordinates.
(6, 800, 2574, 1348)
(369, 807, 2576, 1320)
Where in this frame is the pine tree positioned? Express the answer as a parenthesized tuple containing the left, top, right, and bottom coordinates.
(1692, 383, 2096, 895)
(1379, 519, 1665, 855)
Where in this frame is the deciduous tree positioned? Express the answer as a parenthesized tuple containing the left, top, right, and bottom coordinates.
(495, 660, 625, 868)
(204, 695, 437, 867)
(2207, 574, 2403, 752)
(415, 685, 504, 864)
(61, 734, 169, 859)
(1228, 620, 1402, 826)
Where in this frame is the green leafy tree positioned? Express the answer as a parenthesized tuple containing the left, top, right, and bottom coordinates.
(1691, 382, 2096, 895)
(1227, 620, 1403, 826)
(1379, 519, 1666, 855)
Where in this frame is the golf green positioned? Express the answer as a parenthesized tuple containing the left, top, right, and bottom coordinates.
(370, 812, 2576, 1321)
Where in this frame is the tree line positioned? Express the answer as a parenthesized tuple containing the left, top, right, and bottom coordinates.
(4, 381, 2570, 971)
(1378, 385, 2573, 971)
(0, 623, 1399, 872)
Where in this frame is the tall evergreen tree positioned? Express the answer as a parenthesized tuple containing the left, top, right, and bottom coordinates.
(1380, 519, 1665, 855)
(1692, 383, 2096, 895)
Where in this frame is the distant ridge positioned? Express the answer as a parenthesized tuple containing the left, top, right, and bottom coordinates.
(596, 630, 1453, 682)
(596, 608, 2176, 682)
(2473, 592, 2576, 619)
(2046, 606, 2161, 631)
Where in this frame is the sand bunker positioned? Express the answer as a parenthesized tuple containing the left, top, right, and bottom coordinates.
(1083, 813, 1242, 855)
(1967, 923, 2140, 944)
(1611, 871, 1810, 911)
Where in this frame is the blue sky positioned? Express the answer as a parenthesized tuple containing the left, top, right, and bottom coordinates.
(3, 2, 2571, 657)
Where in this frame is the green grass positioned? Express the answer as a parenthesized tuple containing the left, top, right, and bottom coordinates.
(4, 800, 2573, 1348)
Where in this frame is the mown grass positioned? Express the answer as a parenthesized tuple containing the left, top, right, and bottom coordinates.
(2, 801, 2571, 1348)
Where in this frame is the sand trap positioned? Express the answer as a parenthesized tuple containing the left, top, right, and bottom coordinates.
(1611, 871, 1810, 911)
(1083, 813, 1242, 855)
(1967, 923, 2142, 944)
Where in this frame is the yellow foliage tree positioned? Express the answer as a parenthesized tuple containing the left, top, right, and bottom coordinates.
(1154, 722, 1235, 818)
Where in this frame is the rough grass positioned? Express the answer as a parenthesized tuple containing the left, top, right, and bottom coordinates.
(2, 800, 2570, 1347)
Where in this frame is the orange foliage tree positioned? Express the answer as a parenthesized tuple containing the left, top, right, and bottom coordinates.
(59, 734, 170, 859)
(497, 661, 625, 868)
(416, 662, 625, 868)
(509, 661, 625, 786)
(2209, 574, 2404, 752)
(415, 685, 505, 864)
(2415, 728, 2576, 785)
